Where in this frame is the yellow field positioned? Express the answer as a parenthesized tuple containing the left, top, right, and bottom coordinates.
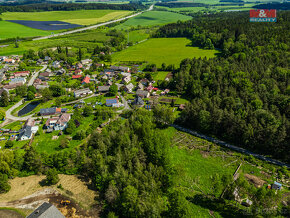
(1, 10, 132, 26)
(63, 11, 132, 25)
(0, 175, 96, 208)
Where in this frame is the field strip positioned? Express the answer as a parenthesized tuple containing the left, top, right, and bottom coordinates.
(62, 11, 132, 25)
(33, 4, 154, 41)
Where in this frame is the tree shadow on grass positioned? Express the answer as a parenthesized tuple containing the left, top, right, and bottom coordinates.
(188, 194, 248, 218)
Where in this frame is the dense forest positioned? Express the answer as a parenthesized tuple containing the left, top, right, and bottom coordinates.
(153, 11, 290, 163)
(0, 2, 146, 14)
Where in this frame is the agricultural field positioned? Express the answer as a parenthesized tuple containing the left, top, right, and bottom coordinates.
(112, 38, 219, 67)
(115, 11, 192, 29)
(0, 10, 132, 25)
(0, 21, 50, 40)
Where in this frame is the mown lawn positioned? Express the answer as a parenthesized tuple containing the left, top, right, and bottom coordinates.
(1, 10, 132, 25)
(0, 21, 50, 40)
(115, 11, 192, 29)
(112, 38, 219, 67)
(152, 71, 169, 81)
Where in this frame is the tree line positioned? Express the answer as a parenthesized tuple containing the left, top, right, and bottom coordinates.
(0, 2, 146, 14)
(153, 11, 290, 163)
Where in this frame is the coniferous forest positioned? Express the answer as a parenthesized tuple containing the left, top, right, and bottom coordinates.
(154, 11, 290, 163)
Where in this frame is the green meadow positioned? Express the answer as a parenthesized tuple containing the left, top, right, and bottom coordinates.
(115, 11, 192, 29)
(112, 38, 219, 67)
(0, 10, 132, 25)
(0, 21, 50, 40)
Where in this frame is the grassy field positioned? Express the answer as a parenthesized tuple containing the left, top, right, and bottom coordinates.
(0, 21, 50, 40)
(163, 126, 286, 217)
(112, 38, 219, 67)
(1, 10, 132, 25)
(116, 11, 192, 29)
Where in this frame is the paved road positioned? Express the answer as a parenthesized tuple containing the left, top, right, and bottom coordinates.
(28, 65, 47, 86)
(172, 124, 290, 168)
(119, 93, 130, 111)
(33, 4, 154, 41)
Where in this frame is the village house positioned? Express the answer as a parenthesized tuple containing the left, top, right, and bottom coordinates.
(136, 89, 150, 98)
(74, 88, 93, 98)
(133, 96, 144, 106)
(9, 77, 26, 85)
(81, 59, 92, 65)
(35, 84, 49, 90)
(3, 83, 23, 89)
(137, 83, 144, 90)
(74, 69, 83, 75)
(271, 181, 282, 190)
(45, 113, 71, 131)
(52, 61, 61, 68)
(55, 68, 66, 75)
(40, 107, 67, 116)
(4, 58, 15, 64)
(82, 76, 90, 84)
(121, 72, 131, 77)
(18, 118, 39, 141)
(44, 56, 52, 62)
(72, 75, 82, 79)
(40, 71, 54, 77)
(27, 202, 65, 218)
(124, 83, 134, 93)
(98, 86, 110, 93)
(110, 66, 130, 72)
(146, 84, 154, 92)
(14, 71, 30, 77)
(122, 76, 131, 84)
(106, 98, 119, 107)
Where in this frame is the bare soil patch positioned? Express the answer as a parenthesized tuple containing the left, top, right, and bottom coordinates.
(244, 173, 266, 188)
(0, 174, 99, 217)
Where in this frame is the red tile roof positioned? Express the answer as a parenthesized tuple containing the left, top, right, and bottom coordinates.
(82, 76, 90, 84)
(72, 75, 82, 79)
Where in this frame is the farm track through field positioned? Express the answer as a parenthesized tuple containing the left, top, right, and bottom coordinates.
(32, 4, 154, 41)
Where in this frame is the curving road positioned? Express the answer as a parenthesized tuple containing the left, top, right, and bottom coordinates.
(33, 4, 154, 41)
(0, 65, 48, 127)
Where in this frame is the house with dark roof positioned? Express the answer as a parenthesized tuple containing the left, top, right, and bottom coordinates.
(133, 96, 144, 106)
(18, 118, 39, 141)
(27, 202, 64, 218)
(40, 107, 67, 116)
(136, 89, 150, 98)
(98, 86, 110, 93)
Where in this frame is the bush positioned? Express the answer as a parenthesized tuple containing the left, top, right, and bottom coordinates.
(46, 168, 59, 185)
(5, 140, 14, 148)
